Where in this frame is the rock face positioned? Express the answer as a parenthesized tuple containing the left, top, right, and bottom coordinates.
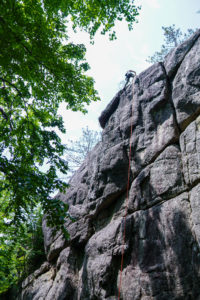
(19, 30, 200, 299)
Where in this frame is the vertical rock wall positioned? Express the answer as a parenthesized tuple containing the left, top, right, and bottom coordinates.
(19, 29, 200, 299)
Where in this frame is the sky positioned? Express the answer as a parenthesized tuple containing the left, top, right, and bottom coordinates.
(59, 0, 200, 143)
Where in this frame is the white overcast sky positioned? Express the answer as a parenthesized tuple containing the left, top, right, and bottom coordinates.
(59, 0, 200, 143)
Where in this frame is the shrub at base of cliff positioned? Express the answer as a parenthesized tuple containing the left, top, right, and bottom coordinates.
(0, 206, 46, 296)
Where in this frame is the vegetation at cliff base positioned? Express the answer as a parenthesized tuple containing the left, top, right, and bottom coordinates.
(0, 205, 45, 295)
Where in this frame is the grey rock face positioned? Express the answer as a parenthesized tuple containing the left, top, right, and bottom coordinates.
(180, 115, 200, 186)
(164, 28, 200, 77)
(172, 33, 200, 130)
(19, 30, 200, 299)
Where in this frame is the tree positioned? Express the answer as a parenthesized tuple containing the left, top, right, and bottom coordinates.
(147, 25, 197, 63)
(0, 205, 45, 294)
(0, 0, 140, 232)
(65, 127, 101, 174)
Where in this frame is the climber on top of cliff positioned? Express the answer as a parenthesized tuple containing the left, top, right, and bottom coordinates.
(124, 70, 136, 88)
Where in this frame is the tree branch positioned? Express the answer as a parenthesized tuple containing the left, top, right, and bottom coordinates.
(0, 76, 22, 95)
(0, 107, 8, 120)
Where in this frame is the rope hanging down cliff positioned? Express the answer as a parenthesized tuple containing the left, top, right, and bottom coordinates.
(118, 72, 136, 299)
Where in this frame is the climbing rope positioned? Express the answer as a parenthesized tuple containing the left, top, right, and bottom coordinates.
(118, 80, 135, 300)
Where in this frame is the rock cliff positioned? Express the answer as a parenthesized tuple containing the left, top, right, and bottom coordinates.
(19, 29, 200, 299)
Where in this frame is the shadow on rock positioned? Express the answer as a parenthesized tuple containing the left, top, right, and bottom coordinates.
(121, 193, 200, 299)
